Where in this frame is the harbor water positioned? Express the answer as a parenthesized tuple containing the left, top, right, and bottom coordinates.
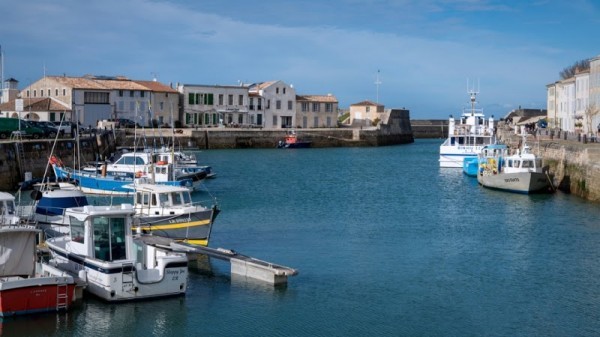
(2, 139, 600, 336)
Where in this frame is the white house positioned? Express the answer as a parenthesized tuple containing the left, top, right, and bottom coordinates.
(177, 84, 249, 128)
(248, 81, 296, 128)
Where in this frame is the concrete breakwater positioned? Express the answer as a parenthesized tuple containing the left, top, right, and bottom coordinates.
(119, 127, 414, 149)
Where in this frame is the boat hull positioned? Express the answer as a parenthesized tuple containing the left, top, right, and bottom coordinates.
(462, 157, 479, 176)
(52, 165, 193, 196)
(137, 207, 219, 246)
(0, 277, 76, 317)
(48, 247, 188, 302)
(477, 172, 550, 194)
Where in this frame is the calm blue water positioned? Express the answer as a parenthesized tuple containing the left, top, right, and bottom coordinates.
(2, 139, 600, 336)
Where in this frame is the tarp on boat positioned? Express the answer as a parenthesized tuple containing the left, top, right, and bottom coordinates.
(0, 228, 38, 277)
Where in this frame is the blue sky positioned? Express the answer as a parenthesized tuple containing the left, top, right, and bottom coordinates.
(1, 0, 599, 118)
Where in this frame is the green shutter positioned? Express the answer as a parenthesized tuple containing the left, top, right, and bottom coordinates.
(188, 93, 194, 105)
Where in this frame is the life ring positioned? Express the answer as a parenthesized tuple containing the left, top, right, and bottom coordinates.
(49, 155, 63, 167)
(156, 161, 167, 165)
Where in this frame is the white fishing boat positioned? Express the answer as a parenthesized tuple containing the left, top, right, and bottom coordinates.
(439, 89, 496, 168)
(30, 182, 219, 247)
(45, 204, 189, 301)
(0, 192, 80, 316)
(131, 183, 219, 246)
(477, 141, 551, 194)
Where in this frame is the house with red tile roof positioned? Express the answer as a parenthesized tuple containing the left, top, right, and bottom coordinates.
(19, 75, 178, 128)
(295, 94, 339, 128)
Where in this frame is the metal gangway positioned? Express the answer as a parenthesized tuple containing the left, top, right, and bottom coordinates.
(139, 235, 298, 286)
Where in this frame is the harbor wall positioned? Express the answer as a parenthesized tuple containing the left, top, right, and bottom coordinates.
(497, 128, 600, 202)
(410, 119, 447, 139)
(0, 132, 114, 191)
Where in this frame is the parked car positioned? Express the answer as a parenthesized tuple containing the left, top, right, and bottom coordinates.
(0, 119, 45, 139)
(50, 121, 77, 136)
(26, 120, 58, 138)
(109, 118, 140, 128)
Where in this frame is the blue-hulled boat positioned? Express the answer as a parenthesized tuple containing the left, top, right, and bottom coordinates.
(50, 156, 194, 196)
(462, 144, 508, 177)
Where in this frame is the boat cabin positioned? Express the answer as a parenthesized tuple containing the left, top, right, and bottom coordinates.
(0, 192, 20, 226)
(133, 184, 193, 216)
(64, 205, 134, 261)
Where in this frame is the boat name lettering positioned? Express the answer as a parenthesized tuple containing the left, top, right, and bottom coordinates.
(504, 178, 519, 183)
(168, 217, 191, 224)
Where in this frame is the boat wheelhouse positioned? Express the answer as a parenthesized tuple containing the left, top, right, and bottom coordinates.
(439, 90, 495, 168)
(46, 204, 188, 301)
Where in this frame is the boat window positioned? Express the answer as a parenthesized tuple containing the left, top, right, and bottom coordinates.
(110, 217, 126, 261)
(182, 192, 191, 204)
(135, 157, 145, 165)
(507, 159, 513, 168)
(93, 216, 126, 261)
(142, 192, 150, 206)
(70, 216, 85, 243)
(135, 192, 141, 205)
(6, 200, 15, 215)
(151, 193, 158, 206)
(171, 192, 182, 205)
(159, 193, 169, 206)
(522, 160, 532, 168)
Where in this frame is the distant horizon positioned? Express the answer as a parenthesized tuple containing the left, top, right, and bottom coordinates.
(1, 0, 599, 119)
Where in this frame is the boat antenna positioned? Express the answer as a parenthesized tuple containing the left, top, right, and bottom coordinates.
(467, 78, 480, 116)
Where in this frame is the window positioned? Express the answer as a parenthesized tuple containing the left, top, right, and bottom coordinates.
(70, 216, 85, 243)
(26, 90, 30, 97)
(159, 102, 164, 111)
(238, 95, 243, 105)
(276, 100, 281, 109)
(258, 99, 262, 110)
(55, 89, 58, 96)
(33, 90, 36, 97)
(273, 115, 277, 126)
(84, 92, 110, 104)
(326, 116, 332, 127)
(366, 106, 370, 112)
(141, 91, 145, 98)
(302, 102, 309, 112)
(283, 88, 286, 94)
(92, 216, 126, 261)
(130, 91, 134, 97)
(288, 100, 292, 110)
(63, 89, 66, 96)
(40, 89, 44, 97)
(312, 103, 320, 112)
(171, 192, 183, 205)
(276, 87, 279, 94)
(250, 97, 254, 110)
(228, 95, 233, 105)
(266, 100, 270, 109)
(314, 116, 319, 127)
(50, 112, 56, 121)
(219, 94, 224, 105)
(119, 90, 123, 97)
(325, 103, 333, 112)
(47, 89, 50, 96)
(238, 114, 243, 124)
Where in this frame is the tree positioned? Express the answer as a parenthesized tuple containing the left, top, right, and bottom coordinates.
(559, 59, 590, 79)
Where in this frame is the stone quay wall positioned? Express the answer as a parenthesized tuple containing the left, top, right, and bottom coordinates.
(410, 119, 447, 139)
(497, 127, 600, 202)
